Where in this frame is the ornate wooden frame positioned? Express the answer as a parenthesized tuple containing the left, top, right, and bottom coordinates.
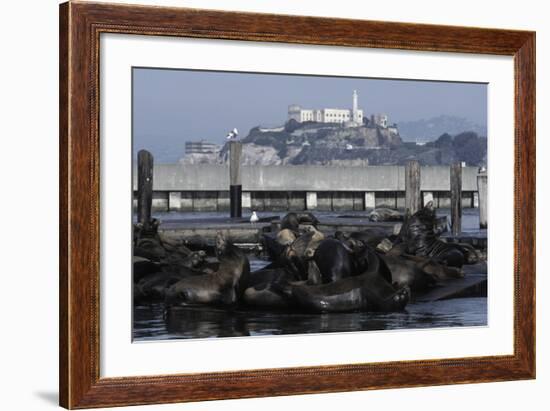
(59, 1, 536, 408)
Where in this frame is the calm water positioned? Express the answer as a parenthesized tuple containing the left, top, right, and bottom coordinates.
(133, 298, 487, 341)
(132, 209, 487, 341)
(133, 258, 487, 341)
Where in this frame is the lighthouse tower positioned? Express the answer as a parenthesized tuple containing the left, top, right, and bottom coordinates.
(352, 90, 360, 124)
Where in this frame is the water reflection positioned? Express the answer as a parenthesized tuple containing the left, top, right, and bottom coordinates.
(133, 297, 487, 341)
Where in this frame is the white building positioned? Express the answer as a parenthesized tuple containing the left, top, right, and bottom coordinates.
(288, 90, 364, 126)
(370, 113, 388, 128)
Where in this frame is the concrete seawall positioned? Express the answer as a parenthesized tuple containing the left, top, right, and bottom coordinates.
(132, 164, 484, 212)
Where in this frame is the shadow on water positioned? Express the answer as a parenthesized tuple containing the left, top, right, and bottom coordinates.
(133, 297, 487, 342)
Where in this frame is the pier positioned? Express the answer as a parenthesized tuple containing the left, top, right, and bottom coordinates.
(132, 163, 486, 213)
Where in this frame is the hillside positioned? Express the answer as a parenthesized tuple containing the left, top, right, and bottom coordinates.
(398, 115, 487, 143)
(181, 121, 487, 167)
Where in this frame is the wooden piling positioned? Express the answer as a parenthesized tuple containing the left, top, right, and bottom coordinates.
(477, 172, 488, 228)
(229, 141, 243, 218)
(137, 150, 154, 230)
(405, 160, 421, 215)
(450, 162, 462, 235)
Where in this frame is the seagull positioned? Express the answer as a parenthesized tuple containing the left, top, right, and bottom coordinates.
(250, 211, 259, 225)
(226, 127, 239, 140)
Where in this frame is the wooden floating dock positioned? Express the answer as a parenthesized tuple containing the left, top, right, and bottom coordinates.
(415, 262, 487, 302)
(158, 216, 401, 247)
(158, 215, 487, 248)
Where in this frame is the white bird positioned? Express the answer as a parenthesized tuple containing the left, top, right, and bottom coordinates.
(250, 211, 259, 225)
(345, 143, 353, 150)
(226, 127, 239, 140)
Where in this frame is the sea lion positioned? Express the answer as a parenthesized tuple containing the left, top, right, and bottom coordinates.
(280, 212, 320, 233)
(134, 271, 188, 303)
(334, 231, 365, 254)
(296, 212, 320, 227)
(161, 250, 207, 274)
(262, 233, 286, 261)
(244, 268, 296, 289)
(302, 225, 325, 257)
(286, 270, 410, 313)
(349, 228, 392, 249)
(381, 255, 438, 292)
(243, 260, 323, 309)
(278, 229, 324, 280)
(306, 260, 323, 285)
(399, 201, 465, 267)
(164, 232, 250, 307)
(134, 219, 166, 261)
(400, 254, 464, 281)
(280, 212, 300, 233)
(243, 282, 294, 309)
(276, 228, 296, 246)
(352, 244, 393, 284)
(368, 208, 404, 222)
(133, 256, 161, 283)
(313, 239, 355, 283)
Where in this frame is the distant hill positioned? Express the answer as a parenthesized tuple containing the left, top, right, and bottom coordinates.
(180, 120, 487, 167)
(220, 121, 402, 166)
(397, 115, 487, 143)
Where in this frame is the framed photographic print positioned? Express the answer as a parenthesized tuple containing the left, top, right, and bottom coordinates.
(59, 1, 535, 408)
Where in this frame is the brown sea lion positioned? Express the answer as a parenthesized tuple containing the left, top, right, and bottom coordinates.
(133, 256, 161, 283)
(286, 270, 410, 313)
(134, 271, 187, 303)
(313, 238, 355, 284)
(368, 208, 404, 222)
(280, 212, 320, 233)
(276, 228, 297, 246)
(161, 250, 207, 274)
(381, 255, 438, 292)
(399, 201, 465, 267)
(164, 232, 250, 307)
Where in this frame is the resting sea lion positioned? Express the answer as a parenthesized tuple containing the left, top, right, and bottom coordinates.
(262, 233, 286, 261)
(313, 238, 354, 283)
(161, 250, 207, 274)
(279, 229, 324, 280)
(349, 228, 392, 249)
(286, 271, 410, 313)
(276, 228, 296, 246)
(280, 212, 300, 233)
(400, 254, 464, 280)
(244, 268, 296, 289)
(243, 282, 294, 309)
(134, 271, 187, 303)
(368, 208, 404, 222)
(381, 255, 438, 292)
(280, 212, 320, 233)
(164, 232, 250, 307)
(133, 256, 161, 283)
(296, 212, 320, 226)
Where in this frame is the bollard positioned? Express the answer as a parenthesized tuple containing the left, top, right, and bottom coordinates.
(450, 162, 462, 235)
(405, 160, 421, 215)
(229, 141, 243, 218)
(137, 150, 153, 230)
(477, 173, 488, 228)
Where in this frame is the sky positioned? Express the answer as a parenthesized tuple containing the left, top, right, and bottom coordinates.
(133, 67, 487, 162)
